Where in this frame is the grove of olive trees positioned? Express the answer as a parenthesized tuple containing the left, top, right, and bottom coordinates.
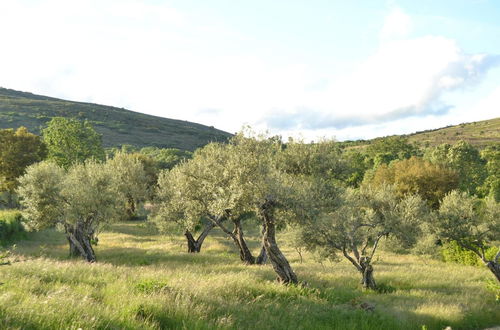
(4, 120, 498, 289)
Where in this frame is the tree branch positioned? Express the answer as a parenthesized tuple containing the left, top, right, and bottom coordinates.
(369, 233, 386, 261)
(342, 247, 362, 272)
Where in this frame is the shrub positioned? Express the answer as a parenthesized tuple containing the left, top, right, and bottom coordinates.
(441, 240, 498, 266)
(0, 210, 26, 245)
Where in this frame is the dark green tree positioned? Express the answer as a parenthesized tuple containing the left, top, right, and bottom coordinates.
(365, 136, 419, 168)
(0, 127, 47, 206)
(424, 141, 487, 195)
(479, 145, 500, 201)
(42, 117, 105, 168)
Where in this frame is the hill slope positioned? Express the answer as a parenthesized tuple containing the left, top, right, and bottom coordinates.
(406, 117, 500, 148)
(0, 87, 231, 150)
(341, 117, 500, 149)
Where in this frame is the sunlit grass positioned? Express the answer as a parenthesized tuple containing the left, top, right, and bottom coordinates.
(1, 221, 498, 329)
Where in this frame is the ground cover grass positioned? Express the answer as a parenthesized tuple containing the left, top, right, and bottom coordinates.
(0, 221, 498, 329)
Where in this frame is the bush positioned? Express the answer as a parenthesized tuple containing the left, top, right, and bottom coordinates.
(441, 240, 498, 266)
(0, 210, 26, 245)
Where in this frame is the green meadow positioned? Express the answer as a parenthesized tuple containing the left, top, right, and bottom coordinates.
(1, 220, 498, 330)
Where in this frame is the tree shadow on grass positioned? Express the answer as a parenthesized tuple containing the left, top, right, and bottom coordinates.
(104, 221, 158, 237)
(96, 246, 245, 268)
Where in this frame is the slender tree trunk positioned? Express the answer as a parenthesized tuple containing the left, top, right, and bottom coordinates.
(126, 194, 136, 220)
(233, 218, 256, 264)
(184, 222, 215, 253)
(255, 223, 268, 264)
(259, 198, 298, 284)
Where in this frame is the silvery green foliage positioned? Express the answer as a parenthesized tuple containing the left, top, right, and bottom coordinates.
(16, 161, 65, 230)
(154, 133, 281, 230)
(18, 157, 146, 234)
(299, 185, 427, 262)
(106, 152, 148, 202)
(436, 191, 499, 260)
(106, 152, 149, 219)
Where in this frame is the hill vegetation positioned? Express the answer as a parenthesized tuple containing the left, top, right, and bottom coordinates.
(0, 87, 231, 151)
(341, 117, 500, 150)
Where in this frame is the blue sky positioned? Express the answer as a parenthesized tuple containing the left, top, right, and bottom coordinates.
(1, 0, 499, 140)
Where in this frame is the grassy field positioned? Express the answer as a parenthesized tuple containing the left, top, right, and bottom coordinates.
(0, 87, 231, 151)
(0, 221, 498, 330)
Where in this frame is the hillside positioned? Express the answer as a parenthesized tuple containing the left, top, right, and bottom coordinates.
(406, 117, 500, 148)
(341, 117, 500, 149)
(0, 87, 232, 151)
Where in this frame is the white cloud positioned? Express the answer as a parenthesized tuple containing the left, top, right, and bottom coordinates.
(0, 3, 498, 141)
(379, 7, 413, 40)
(260, 8, 499, 138)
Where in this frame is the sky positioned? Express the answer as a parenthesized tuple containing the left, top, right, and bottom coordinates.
(1, 0, 499, 141)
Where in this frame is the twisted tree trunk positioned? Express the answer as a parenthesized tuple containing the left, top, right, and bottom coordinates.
(259, 198, 297, 284)
(184, 222, 215, 253)
(360, 258, 377, 290)
(485, 261, 500, 283)
(65, 223, 96, 262)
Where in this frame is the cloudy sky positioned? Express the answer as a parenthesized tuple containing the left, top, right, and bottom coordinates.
(1, 0, 499, 141)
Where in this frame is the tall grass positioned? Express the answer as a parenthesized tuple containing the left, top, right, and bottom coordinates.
(0, 221, 498, 329)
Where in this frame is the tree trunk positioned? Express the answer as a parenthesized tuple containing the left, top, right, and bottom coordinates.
(233, 218, 256, 264)
(65, 224, 96, 262)
(256, 245, 268, 264)
(259, 198, 298, 284)
(184, 222, 215, 253)
(255, 223, 268, 264)
(360, 257, 377, 290)
(185, 230, 199, 253)
(485, 261, 500, 283)
(126, 194, 136, 220)
(67, 237, 80, 257)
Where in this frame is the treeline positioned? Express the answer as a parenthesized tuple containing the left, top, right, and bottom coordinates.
(1, 120, 499, 289)
(0, 117, 191, 208)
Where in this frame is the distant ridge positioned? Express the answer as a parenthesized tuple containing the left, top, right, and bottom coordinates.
(0, 87, 232, 151)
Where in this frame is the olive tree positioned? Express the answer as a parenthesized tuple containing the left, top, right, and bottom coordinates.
(434, 191, 500, 282)
(106, 152, 149, 220)
(299, 185, 427, 290)
(154, 138, 270, 264)
(154, 133, 301, 283)
(154, 162, 216, 253)
(17, 157, 147, 262)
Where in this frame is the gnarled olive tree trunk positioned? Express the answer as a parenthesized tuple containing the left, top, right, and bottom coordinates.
(65, 223, 96, 262)
(259, 198, 297, 284)
(484, 250, 500, 283)
(184, 222, 215, 253)
(359, 257, 376, 290)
